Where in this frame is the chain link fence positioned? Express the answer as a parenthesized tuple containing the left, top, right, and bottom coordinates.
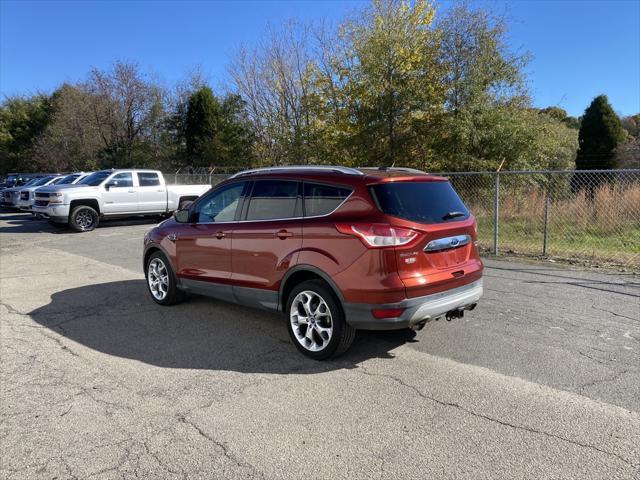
(168, 168, 640, 271)
(445, 169, 640, 270)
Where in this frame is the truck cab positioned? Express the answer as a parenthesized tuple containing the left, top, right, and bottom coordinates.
(33, 169, 210, 232)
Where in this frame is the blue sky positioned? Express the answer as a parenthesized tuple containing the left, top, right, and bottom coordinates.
(1, 0, 638, 117)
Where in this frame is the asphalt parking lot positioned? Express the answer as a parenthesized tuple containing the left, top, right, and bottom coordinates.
(1, 211, 639, 479)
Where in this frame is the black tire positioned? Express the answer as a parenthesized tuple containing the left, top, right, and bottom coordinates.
(286, 279, 356, 360)
(145, 251, 185, 306)
(68, 205, 99, 232)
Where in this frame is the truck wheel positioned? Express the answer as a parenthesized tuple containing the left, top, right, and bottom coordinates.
(69, 205, 99, 232)
(286, 280, 356, 360)
(145, 251, 185, 305)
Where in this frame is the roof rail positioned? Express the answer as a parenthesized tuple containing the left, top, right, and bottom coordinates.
(360, 166, 428, 174)
(228, 165, 364, 179)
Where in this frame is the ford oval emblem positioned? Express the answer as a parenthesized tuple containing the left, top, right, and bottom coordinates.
(450, 238, 459, 247)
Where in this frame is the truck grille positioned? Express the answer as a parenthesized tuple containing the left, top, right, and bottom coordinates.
(20, 191, 29, 200)
(34, 200, 49, 207)
(35, 192, 49, 198)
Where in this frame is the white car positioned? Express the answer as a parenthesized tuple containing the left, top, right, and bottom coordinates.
(19, 173, 90, 212)
(32, 169, 211, 232)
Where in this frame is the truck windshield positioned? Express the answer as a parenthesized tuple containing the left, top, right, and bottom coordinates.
(30, 176, 55, 187)
(371, 181, 470, 224)
(78, 171, 111, 186)
(56, 174, 80, 184)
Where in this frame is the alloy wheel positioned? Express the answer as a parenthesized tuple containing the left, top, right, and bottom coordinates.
(290, 290, 334, 352)
(76, 210, 94, 230)
(148, 258, 169, 301)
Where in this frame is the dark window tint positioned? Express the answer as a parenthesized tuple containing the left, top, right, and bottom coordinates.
(246, 180, 300, 221)
(195, 182, 244, 223)
(57, 174, 80, 184)
(138, 172, 160, 187)
(31, 176, 54, 187)
(79, 171, 111, 186)
(304, 183, 351, 217)
(109, 172, 133, 188)
(371, 181, 469, 224)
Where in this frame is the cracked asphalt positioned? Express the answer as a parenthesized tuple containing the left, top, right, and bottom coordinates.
(1, 211, 639, 479)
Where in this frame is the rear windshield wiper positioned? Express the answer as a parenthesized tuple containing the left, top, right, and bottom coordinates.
(442, 211, 466, 220)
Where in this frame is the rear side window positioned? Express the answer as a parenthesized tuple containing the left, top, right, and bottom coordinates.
(246, 180, 300, 221)
(304, 182, 351, 217)
(371, 181, 469, 223)
(138, 172, 160, 187)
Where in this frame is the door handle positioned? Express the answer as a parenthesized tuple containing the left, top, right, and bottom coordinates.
(276, 230, 294, 239)
(215, 231, 226, 239)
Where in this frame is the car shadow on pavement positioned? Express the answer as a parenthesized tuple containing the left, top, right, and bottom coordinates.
(0, 212, 162, 234)
(29, 279, 416, 374)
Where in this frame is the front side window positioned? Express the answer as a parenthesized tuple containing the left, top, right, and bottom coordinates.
(194, 182, 245, 223)
(108, 172, 133, 188)
(304, 182, 352, 217)
(246, 180, 300, 221)
(138, 172, 160, 187)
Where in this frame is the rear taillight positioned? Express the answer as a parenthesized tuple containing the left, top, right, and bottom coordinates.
(335, 223, 418, 248)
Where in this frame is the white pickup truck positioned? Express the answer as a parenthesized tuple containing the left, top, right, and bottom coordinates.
(32, 169, 210, 232)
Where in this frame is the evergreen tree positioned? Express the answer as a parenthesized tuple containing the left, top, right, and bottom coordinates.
(575, 95, 624, 170)
(185, 86, 220, 166)
(185, 86, 254, 167)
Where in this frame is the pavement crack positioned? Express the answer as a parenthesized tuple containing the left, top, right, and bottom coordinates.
(358, 367, 637, 468)
(177, 414, 265, 478)
(0, 301, 27, 316)
(591, 304, 639, 323)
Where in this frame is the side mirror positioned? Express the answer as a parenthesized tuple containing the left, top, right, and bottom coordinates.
(104, 183, 112, 191)
(174, 209, 190, 223)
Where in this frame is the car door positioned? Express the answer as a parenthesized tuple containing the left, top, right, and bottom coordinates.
(174, 181, 247, 301)
(231, 179, 303, 310)
(102, 172, 138, 214)
(136, 172, 166, 212)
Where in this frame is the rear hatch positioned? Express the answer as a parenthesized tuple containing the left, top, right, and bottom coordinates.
(370, 179, 482, 297)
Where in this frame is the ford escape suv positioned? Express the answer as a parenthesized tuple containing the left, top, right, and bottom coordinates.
(143, 166, 483, 359)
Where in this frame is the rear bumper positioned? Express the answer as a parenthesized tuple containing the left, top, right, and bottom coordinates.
(343, 279, 483, 330)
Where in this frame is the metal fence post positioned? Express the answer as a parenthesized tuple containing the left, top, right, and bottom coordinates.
(493, 172, 500, 255)
(542, 187, 550, 257)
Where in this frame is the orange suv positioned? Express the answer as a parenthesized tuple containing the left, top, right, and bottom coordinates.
(143, 166, 483, 359)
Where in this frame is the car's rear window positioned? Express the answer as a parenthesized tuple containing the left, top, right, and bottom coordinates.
(371, 181, 469, 224)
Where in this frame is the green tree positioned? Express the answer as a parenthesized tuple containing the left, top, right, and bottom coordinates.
(31, 83, 103, 172)
(575, 95, 624, 170)
(185, 87, 254, 167)
(0, 94, 53, 174)
(430, 4, 577, 171)
(314, 0, 445, 166)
